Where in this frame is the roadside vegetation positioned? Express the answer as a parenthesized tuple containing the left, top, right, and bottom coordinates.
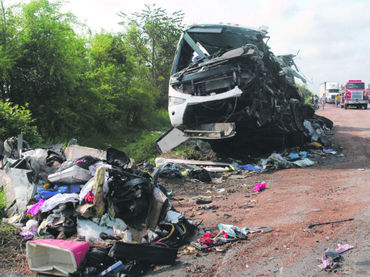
(0, 1, 315, 163)
(297, 84, 315, 104)
(0, 188, 6, 218)
(0, 0, 182, 161)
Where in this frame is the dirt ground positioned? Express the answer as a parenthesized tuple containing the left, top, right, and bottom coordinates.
(0, 224, 31, 277)
(153, 104, 370, 277)
(0, 104, 369, 277)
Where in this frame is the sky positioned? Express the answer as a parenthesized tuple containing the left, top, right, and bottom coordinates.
(9, 0, 370, 94)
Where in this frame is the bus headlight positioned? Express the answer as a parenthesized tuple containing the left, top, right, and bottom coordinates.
(169, 96, 186, 106)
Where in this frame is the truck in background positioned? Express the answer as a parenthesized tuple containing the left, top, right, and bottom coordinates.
(319, 82, 340, 103)
(341, 80, 368, 109)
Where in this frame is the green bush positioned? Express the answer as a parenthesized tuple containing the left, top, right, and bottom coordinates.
(0, 99, 42, 145)
(123, 131, 163, 163)
(0, 189, 6, 219)
(148, 108, 171, 129)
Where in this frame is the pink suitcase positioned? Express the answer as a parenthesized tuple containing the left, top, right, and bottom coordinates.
(27, 239, 89, 276)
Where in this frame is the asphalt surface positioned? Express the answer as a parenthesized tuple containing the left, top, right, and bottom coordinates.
(153, 104, 370, 277)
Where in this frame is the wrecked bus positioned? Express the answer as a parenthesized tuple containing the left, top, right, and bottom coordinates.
(163, 24, 331, 156)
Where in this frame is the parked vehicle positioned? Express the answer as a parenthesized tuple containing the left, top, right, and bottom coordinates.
(319, 82, 340, 104)
(341, 80, 368, 109)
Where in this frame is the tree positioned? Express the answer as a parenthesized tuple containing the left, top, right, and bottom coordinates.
(0, 1, 179, 145)
(297, 84, 315, 104)
(0, 0, 7, 52)
(7, 0, 90, 139)
(0, 99, 41, 145)
(87, 32, 157, 132)
(0, 0, 19, 99)
(119, 4, 184, 107)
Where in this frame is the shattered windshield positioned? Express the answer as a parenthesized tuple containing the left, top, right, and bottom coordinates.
(187, 25, 263, 55)
(172, 25, 265, 73)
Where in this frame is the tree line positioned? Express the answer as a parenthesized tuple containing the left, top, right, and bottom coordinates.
(0, 0, 184, 145)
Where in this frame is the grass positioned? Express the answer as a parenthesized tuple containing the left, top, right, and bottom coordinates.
(75, 129, 165, 163)
(78, 130, 215, 164)
(75, 108, 171, 163)
(0, 191, 23, 266)
(122, 130, 163, 163)
(0, 221, 30, 274)
(173, 141, 199, 159)
(0, 221, 19, 239)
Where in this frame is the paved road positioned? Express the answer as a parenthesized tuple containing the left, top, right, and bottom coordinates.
(319, 102, 370, 110)
(154, 105, 370, 276)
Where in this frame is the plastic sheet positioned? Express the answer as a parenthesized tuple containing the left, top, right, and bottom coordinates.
(165, 210, 183, 224)
(323, 149, 337, 154)
(88, 162, 111, 176)
(79, 167, 109, 204)
(22, 148, 48, 163)
(293, 158, 315, 167)
(260, 153, 292, 170)
(335, 243, 354, 254)
(318, 244, 354, 270)
(239, 164, 260, 172)
(41, 193, 79, 213)
(288, 153, 299, 160)
(79, 177, 95, 204)
(20, 219, 38, 240)
(218, 223, 249, 238)
(158, 162, 183, 179)
(304, 120, 318, 141)
(0, 168, 35, 215)
(99, 213, 127, 230)
(77, 219, 114, 242)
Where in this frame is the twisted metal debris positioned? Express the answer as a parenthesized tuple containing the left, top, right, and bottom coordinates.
(165, 24, 332, 157)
